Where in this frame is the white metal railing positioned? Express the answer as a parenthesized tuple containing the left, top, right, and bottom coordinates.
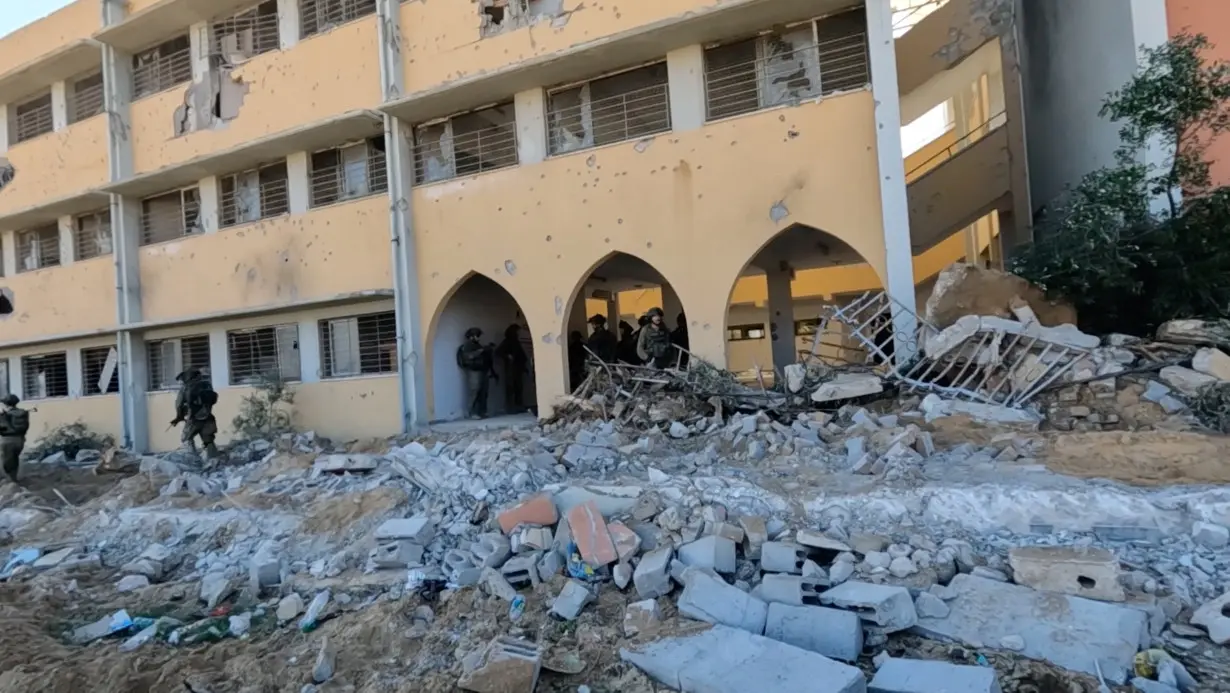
(319, 311, 398, 377)
(547, 82, 671, 156)
(212, 0, 281, 61)
(220, 166, 291, 227)
(22, 353, 69, 400)
(81, 345, 119, 396)
(413, 120, 518, 185)
(70, 75, 106, 123)
(140, 189, 202, 246)
(227, 324, 301, 385)
(309, 144, 388, 207)
(300, 0, 377, 39)
(147, 335, 211, 391)
(704, 32, 869, 122)
(75, 211, 113, 260)
(14, 96, 54, 143)
(17, 225, 61, 272)
(133, 42, 193, 99)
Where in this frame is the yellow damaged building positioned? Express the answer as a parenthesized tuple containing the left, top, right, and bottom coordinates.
(0, 0, 1028, 451)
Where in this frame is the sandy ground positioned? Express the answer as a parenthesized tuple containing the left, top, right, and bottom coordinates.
(1039, 430, 1230, 486)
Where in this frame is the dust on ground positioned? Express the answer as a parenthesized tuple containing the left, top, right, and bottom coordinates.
(1038, 430, 1230, 486)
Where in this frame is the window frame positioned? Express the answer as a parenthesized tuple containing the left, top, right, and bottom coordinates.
(21, 352, 70, 401)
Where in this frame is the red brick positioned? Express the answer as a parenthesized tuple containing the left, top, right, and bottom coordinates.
(497, 493, 559, 534)
(607, 522, 642, 562)
(567, 501, 618, 567)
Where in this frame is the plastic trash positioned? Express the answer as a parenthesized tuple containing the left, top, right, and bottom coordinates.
(108, 609, 134, 633)
(299, 590, 330, 632)
(119, 624, 157, 653)
(509, 595, 526, 622)
(406, 568, 426, 591)
(0, 547, 40, 579)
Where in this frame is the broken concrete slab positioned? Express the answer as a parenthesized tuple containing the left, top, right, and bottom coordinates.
(868, 658, 1001, 693)
(313, 454, 379, 473)
(677, 571, 768, 635)
(1159, 366, 1217, 396)
(607, 522, 642, 562)
(819, 581, 917, 633)
(764, 603, 863, 663)
(620, 625, 866, 693)
(677, 535, 736, 574)
(812, 373, 884, 403)
(924, 264, 1077, 330)
(1007, 546, 1124, 602)
(760, 541, 807, 574)
(1156, 318, 1230, 347)
(738, 516, 768, 559)
(1192, 347, 1230, 381)
(374, 516, 434, 544)
(1191, 521, 1229, 550)
(552, 485, 642, 519)
(634, 546, 673, 599)
(458, 636, 542, 693)
(912, 575, 1149, 684)
(1191, 591, 1230, 644)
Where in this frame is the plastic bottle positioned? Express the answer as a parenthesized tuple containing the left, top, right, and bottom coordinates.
(299, 589, 331, 632)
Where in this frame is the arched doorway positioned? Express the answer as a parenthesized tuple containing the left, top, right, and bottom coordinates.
(724, 223, 884, 385)
(564, 252, 687, 391)
(430, 274, 537, 421)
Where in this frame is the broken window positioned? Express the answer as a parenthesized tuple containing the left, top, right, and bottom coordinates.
(319, 311, 397, 378)
(413, 103, 517, 185)
(133, 35, 193, 100)
(147, 334, 211, 391)
(220, 161, 290, 228)
(17, 224, 61, 273)
(75, 210, 113, 261)
(703, 9, 869, 122)
(300, 0, 377, 39)
(13, 92, 54, 143)
(21, 352, 68, 400)
(728, 324, 767, 341)
(227, 324, 300, 385)
(479, 0, 563, 36)
(547, 62, 671, 155)
(82, 345, 120, 396)
(309, 137, 387, 208)
(211, 1, 280, 63)
(69, 72, 105, 124)
(140, 187, 202, 246)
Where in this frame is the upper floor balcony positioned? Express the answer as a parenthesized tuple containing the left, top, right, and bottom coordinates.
(0, 1, 99, 92)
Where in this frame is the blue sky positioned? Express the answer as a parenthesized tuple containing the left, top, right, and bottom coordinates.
(0, 0, 75, 39)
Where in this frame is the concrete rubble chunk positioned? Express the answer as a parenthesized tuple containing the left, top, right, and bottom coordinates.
(924, 263, 1077, 330)
(812, 372, 883, 403)
(33, 547, 74, 569)
(500, 555, 539, 588)
(738, 516, 768, 559)
(913, 575, 1148, 683)
(765, 603, 864, 662)
(497, 493, 558, 534)
(375, 516, 434, 544)
(819, 581, 917, 633)
(760, 541, 807, 574)
(913, 592, 950, 619)
(314, 454, 379, 473)
(117, 575, 150, 592)
(796, 529, 852, 554)
(760, 574, 827, 607)
(277, 593, 305, 622)
(481, 567, 519, 602)
(199, 573, 233, 609)
(1007, 546, 1125, 602)
(550, 580, 594, 621)
(1191, 591, 1230, 644)
(624, 598, 663, 638)
(1191, 521, 1229, 550)
(122, 543, 175, 581)
(620, 625, 866, 693)
(869, 658, 1001, 693)
(1159, 366, 1217, 396)
(678, 535, 736, 574)
(458, 637, 542, 693)
(445, 549, 482, 586)
(473, 534, 512, 569)
(634, 547, 673, 599)
(677, 571, 768, 635)
(607, 522, 642, 562)
(567, 500, 618, 567)
(1192, 347, 1230, 381)
(1156, 318, 1230, 347)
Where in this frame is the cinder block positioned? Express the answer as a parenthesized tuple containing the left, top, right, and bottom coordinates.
(678, 535, 737, 574)
(764, 603, 864, 663)
(677, 571, 767, 635)
(759, 574, 827, 607)
(472, 534, 512, 569)
(1008, 546, 1124, 602)
(869, 658, 1001, 693)
(500, 555, 540, 588)
(458, 636, 542, 693)
(550, 580, 594, 621)
(738, 516, 768, 559)
(444, 549, 482, 586)
(375, 516, 435, 544)
(760, 541, 808, 574)
(634, 547, 674, 599)
(819, 581, 917, 633)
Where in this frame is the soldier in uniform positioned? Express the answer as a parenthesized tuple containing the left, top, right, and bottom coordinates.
(457, 327, 496, 418)
(637, 307, 674, 368)
(586, 314, 617, 363)
(0, 394, 30, 484)
(171, 367, 219, 459)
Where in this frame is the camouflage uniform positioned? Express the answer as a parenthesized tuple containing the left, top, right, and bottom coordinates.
(0, 394, 27, 483)
(174, 369, 218, 457)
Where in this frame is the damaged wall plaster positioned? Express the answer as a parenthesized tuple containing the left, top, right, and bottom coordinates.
(478, 0, 567, 37)
(0, 287, 13, 316)
(0, 158, 14, 193)
(174, 63, 250, 137)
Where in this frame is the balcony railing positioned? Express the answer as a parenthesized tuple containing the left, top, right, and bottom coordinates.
(892, 0, 947, 37)
(548, 82, 671, 156)
(413, 121, 518, 185)
(906, 110, 1007, 178)
(13, 97, 54, 144)
(133, 45, 193, 99)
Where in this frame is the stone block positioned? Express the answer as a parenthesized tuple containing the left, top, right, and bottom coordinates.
(677, 571, 768, 635)
(1191, 521, 1229, 550)
(869, 658, 1001, 693)
(819, 581, 917, 633)
(634, 547, 673, 599)
(761, 541, 807, 574)
(1159, 366, 1216, 396)
(444, 549, 482, 586)
(122, 543, 175, 581)
(375, 516, 435, 544)
(760, 574, 827, 607)
(738, 516, 768, 559)
(515, 526, 553, 553)
(624, 599, 663, 638)
(712, 522, 745, 543)
(458, 637, 541, 693)
(567, 500, 618, 567)
(500, 555, 539, 588)
(1007, 546, 1124, 602)
(536, 550, 563, 579)
(473, 533, 512, 569)
(813, 372, 883, 403)
(314, 454, 379, 472)
(621, 625, 866, 693)
(481, 567, 519, 602)
(550, 580, 594, 621)
(249, 548, 281, 588)
(765, 603, 863, 662)
(372, 541, 424, 569)
(117, 575, 150, 592)
(796, 529, 852, 554)
(497, 493, 559, 534)
(607, 522, 642, 562)
(913, 575, 1149, 684)
(1192, 591, 1230, 644)
(678, 535, 737, 574)
(1192, 347, 1230, 381)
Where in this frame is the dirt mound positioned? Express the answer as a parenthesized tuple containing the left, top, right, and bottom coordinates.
(1041, 430, 1230, 485)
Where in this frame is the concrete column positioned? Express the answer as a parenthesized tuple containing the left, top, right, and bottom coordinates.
(606, 299, 618, 333)
(101, 0, 127, 26)
(661, 284, 684, 325)
(569, 290, 588, 336)
(6, 357, 21, 400)
(1000, 34, 1032, 254)
(57, 216, 74, 264)
(112, 195, 147, 450)
(102, 44, 134, 182)
(198, 176, 220, 233)
(764, 265, 796, 372)
(0, 103, 8, 152)
(66, 348, 84, 398)
(1, 231, 15, 276)
(297, 318, 321, 382)
(286, 151, 310, 213)
(277, 0, 302, 50)
(208, 330, 229, 387)
(190, 22, 211, 82)
(116, 331, 148, 447)
(666, 44, 707, 131)
(866, 0, 917, 365)
(514, 88, 547, 165)
(50, 81, 69, 131)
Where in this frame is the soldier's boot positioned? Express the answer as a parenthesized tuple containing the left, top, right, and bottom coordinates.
(204, 442, 219, 459)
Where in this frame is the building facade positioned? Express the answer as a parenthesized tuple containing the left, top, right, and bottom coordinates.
(0, 0, 1026, 451)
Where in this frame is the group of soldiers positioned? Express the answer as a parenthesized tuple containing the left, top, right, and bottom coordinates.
(456, 324, 532, 420)
(569, 306, 688, 391)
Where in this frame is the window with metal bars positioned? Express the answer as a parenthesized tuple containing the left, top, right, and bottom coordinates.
(413, 103, 518, 185)
(147, 335, 211, 391)
(69, 72, 105, 124)
(211, 1, 281, 63)
(309, 137, 388, 208)
(22, 352, 69, 400)
(141, 187, 202, 246)
(220, 162, 290, 228)
(74, 210, 113, 260)
(133, 36, 193, 100)
(547, 62, 671, 156)
(318, 311, 397, 378)
(702, 9, 869, 122)
(227, 324, 301, 385)
(13, 92, 54, 143)
(727, 324, 767, 341)
(17, 224, 61, 273)
(82, 345, 120, 396)
(300, 0, 377, 39)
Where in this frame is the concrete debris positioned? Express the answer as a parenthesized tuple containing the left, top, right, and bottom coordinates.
(277, 593, 305, 623)
(550, 580, 594, 621)
(869, 657, 1002, 693)
(812, 372, 884, 403)
(497, 493, 559, 533)
(677, 571, 768, 635)
(1191, 591, 1230, 644)
(314, 454, 379, 473)
(1159, 366, 1217, 396)
(1191, 347, 1230, 381)
(633, 547, 673, 599)
(764, 602, 863, 662)
(623, 598, 663, 638)
(567, 500, 618, 567)
(1007, 546, 1125, 602)
(458, 637, 542, 693)
(621, 625, 866, 693)
(1155, 318, 1230, 348)
(116, 574, 150, 592)
(677, 535, 736, 574)
(819, 581, 917, 633)
(925, 263, 1077, 330)
(1191, 521, 1229, 550)
(374, 516, 434, 544)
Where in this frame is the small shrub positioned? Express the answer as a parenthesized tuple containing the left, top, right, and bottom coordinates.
(232, 374, 296, 441)
(23, 422, 115, 461)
